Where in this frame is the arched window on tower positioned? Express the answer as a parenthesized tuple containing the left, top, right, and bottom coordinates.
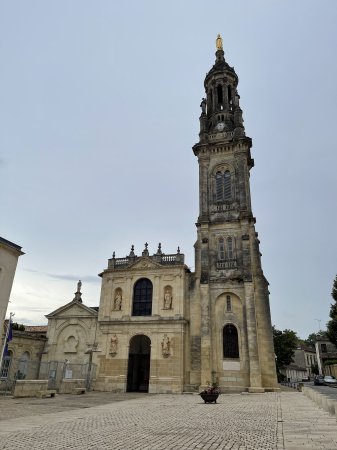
(226, 236, 234, 260)
(228, 85, 232, 107)
(217, 85, 223, 109)
(216, 172, 223, 201)
(226, 295, 232, 312)
(218, 238, 225, 260)
(215, 170, 232, 202)
(223, 171, 231, 200)
(209, 90, 213, 114)
(223, 324, 239, 358)
(132, 278, 153, 316)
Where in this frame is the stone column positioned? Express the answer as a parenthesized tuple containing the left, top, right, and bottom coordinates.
(244, 281, 263, 391)
(126, 277, 132, 314)
(103, 278, 113, 318)
(200, 285, 211, 387)
(254, 276, 278, 388)
(199, 160, 209, 219)
(153, 275, 160, 315)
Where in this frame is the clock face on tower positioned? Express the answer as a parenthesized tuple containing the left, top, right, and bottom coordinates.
(216, 122, 225, 132)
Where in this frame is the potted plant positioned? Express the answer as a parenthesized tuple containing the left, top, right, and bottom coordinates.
(199, 383, 220, 403)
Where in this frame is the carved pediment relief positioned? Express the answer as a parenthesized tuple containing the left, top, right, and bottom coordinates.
(128, 257, 162, 271)
(47, 301, 98, 319)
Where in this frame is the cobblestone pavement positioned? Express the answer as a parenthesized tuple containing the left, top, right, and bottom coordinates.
(0, 391, 337, 449)
(0, 392, 146, 421)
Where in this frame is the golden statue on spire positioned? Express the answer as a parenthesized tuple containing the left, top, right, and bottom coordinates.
(216, 34, 223, 50)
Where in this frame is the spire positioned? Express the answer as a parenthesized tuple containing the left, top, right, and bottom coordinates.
(73, 280, 82, 303)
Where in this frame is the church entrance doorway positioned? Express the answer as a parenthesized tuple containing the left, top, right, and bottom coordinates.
(126, 335, 151, 392)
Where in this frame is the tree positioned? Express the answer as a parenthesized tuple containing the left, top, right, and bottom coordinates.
(311, 363, 319, 375)
(327, 275, 337, 347)
(273, 326, 299, 372)
(303, 331, 325, 348)
(11, 322, 25, 331)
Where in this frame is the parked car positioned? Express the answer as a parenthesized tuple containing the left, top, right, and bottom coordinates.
(302, 375, 310, 382)
(314, 375, 325, 385)
(314, 375, 337, 386)
(323, 375, 337, 386)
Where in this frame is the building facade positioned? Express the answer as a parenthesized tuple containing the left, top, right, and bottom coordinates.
(43, 38, 278, 394)
(0, 323, 47, 382)
(0, 237, 24, 330)
(293, 346, 317, 378)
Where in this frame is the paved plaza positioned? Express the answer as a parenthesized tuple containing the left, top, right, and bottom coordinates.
(1, 391, 337, 449)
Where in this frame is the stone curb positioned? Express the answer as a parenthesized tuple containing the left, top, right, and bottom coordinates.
(302, 386, 337, 418)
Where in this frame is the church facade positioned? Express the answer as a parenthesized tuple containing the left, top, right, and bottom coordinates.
(43, 38, 278, 393)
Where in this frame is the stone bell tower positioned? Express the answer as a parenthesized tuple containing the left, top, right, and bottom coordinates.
(191, 35, 278, 392)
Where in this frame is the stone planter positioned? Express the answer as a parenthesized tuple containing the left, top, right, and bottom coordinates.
(199, 392, 219, 403)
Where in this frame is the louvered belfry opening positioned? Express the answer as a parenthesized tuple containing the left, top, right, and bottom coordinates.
(216, 170, 231, 201)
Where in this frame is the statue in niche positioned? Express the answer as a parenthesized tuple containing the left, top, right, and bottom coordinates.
(161, 334, 170, 357)
(164, 289, 172, 309)
(113, 290, 122, 311)
(109, 334, 118, 355)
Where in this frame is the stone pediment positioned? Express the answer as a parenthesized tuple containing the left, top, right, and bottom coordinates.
(46, 301, 98, 319)
(128, 257, 163, 271)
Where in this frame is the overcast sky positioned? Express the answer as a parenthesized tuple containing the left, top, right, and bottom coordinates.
(1, 0, 336, 339)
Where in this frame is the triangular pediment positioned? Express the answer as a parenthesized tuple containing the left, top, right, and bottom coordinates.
(46, 300, 98, 319)
(128, 257, 163, 271)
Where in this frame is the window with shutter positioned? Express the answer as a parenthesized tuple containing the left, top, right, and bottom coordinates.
(226, 295, 232, 312)
(218, 238, 225, 260)
(223, 170, 231, 200)
(216, 172, 223, 201)
(227, 236, 233, 260)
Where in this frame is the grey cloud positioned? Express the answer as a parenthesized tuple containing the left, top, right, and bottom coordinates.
(48, 274, 100, 283)
(23, 269, 100, 284)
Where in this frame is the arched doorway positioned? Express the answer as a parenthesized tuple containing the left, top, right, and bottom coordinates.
(127, 335, 151, 392)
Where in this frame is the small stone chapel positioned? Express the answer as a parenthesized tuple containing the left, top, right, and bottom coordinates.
(42, 36, 278, 393)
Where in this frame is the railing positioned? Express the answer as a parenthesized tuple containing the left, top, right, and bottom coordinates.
(215, 203, 233, 212)
(208, 131, 234, 142)
(161, 254, 183, 264)
(108, 253, 184, 270)
(115, 258, 129, 267)
(216, 260, 237, 270)
(0, 359, 97, 394)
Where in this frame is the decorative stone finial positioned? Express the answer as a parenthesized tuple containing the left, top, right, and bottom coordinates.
(216, 34, 223, 50)
(156, 243, 162, 255)
(142, 242, 149, 257)
(112, 251, 115, 259)
(129, 245, 135, 257)
(73, 280, 82, 303)
(177, 246, 180, 254)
